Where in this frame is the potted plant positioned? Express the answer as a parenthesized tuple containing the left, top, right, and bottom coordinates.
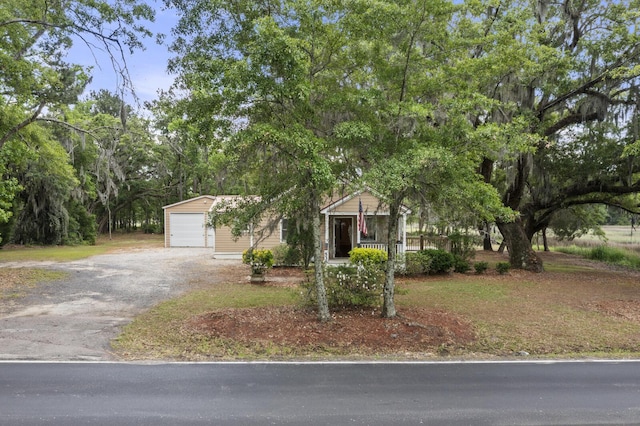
(242, 248, 274, 282)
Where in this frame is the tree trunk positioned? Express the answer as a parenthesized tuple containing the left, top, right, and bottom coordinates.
(542, 228, 550, 252)
(497, 219, 544, 272)
(382, 201, 400, 318)
(311, 198, 330, 322)
(482, 221, 493, 251)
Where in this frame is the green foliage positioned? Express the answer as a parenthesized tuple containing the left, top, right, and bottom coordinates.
(349, 247, 388, 266)
(496, 262, 511, 275)
(474, 261, 489, 274)
(0, 139, 24, 241)
(272, 243, 302, 267)
(589, 246, 626, 263)
(555, 244, 640, 270)
(403, 252, 432, 276)
(303, 264, 384, 310)
(141, 223, 162, 234)
(550, 206, 607, 241)
(453, 255, 471, 274)
(0, 1, 156, 244)
(587, 246, 640, 269)
(448, 233, 479, 260)
(64, 200, 97, 245)
(284, 218, 314, 268)
(242, 248, 274, 274)
(12, 130, 80, 245)
(419, 249, 454, 274)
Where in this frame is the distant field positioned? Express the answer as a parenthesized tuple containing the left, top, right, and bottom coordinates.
(547, 225, 639, 254)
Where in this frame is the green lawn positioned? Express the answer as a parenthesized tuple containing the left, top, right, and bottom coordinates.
(0, 233, 164, 262)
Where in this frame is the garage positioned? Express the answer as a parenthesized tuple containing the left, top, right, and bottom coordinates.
(162, 196, 216, 248)
(169, 213, 206, 247)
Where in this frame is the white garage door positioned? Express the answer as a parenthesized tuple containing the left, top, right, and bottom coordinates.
(170, 213, 205, 247)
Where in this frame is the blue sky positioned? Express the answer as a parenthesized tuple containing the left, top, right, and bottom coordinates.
(67, 4, 178, 108)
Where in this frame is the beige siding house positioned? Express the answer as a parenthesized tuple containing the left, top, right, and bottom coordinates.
(163, 195, 283, 256)
(162, 189, 410, 260)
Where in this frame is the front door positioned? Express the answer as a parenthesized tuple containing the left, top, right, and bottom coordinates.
(334, 217, 353, 258)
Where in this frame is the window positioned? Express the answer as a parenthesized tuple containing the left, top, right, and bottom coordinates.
(281, 218, 289, 243)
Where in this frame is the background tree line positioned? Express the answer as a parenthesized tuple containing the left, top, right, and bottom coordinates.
(1, 0, 639, 284)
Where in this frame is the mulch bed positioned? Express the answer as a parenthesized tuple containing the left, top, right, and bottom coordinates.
(186, 306, 475, 354)
(184, 265, 475, 355)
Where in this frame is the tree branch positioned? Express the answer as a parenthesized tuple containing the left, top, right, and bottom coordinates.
(543, 111, 599, 136)
(0, 101, 47, 150)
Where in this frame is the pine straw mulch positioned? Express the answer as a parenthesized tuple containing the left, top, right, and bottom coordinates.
(186, 306, 475, 356)
(182, 265, 476, 357)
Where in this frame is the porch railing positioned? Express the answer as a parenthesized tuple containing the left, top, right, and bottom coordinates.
(359, 242, 405, 254)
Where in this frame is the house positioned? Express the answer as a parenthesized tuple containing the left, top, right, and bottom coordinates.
(162, 189, 411, 260)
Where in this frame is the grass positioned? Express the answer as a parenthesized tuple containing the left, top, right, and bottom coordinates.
(395, 265, 640, 357)
(0, 232, 164, 262)
(113, 250, 640, 360)
(554, 244, 640, 270)
(112, 282, 300, 360)
(4, 231, 640, 360)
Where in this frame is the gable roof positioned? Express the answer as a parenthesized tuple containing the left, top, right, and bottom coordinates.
(320, 188, 412, 215)
(162, 195, 217, 210)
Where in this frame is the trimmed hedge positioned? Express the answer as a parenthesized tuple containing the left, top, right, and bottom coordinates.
(419, 249, 454, 274)
(349, 247, 388, 265)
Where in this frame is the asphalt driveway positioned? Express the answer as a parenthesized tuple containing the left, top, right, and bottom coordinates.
(0, 249, 241, 361)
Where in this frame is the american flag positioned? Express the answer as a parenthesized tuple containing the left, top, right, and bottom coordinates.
(358, 199, 368, 237)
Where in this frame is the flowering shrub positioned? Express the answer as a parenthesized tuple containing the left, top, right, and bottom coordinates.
(242, 248, 274, 275)
(303, 263, 384, 310)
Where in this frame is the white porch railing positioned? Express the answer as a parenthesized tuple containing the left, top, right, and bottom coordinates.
(359, 243, 405, 254)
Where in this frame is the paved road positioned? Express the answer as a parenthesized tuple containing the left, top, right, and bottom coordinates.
(1, 361, 640, 425)
(0, 249, 239, 360)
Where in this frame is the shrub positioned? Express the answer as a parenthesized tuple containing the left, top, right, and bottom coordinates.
(242, 248, 274, 274)
(404, 251, 432, 275)
(453, 255, 471, 273)
(474, 261, 489, 274)
(141, 223, 161, 234)
(349, 247, 388, 265)
(420, 249, 454, 274)
(589, 246, 626, 263)
(271, 244, 302, 266)
(448, 232, 479, 260)
(303, 263, 384, 309)
(496, 261, 511, 275)
(555, 244, 640, 270)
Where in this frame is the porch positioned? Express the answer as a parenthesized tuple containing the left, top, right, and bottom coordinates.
(319, 189, 412, 262)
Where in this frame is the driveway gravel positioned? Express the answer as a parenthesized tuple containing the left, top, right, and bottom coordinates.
(0, 248, 241, 361)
